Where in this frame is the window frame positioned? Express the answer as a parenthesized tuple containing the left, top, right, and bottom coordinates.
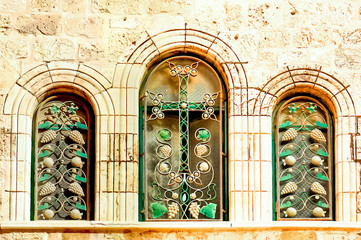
(139, 55, 228, 221)
(273, 96, 335, 221)
(31, 94, 95, 221)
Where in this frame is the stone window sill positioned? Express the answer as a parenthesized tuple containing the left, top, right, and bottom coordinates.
(1, 221, 361, 231)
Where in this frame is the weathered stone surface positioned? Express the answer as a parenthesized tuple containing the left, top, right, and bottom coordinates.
(0, 0, 26, 12)
(79, 42, 106, 60)
(64, 16, 104, 38)
(4, 38, 29, 59)
(108, 31, 141, 61)
(31, 0, 56, 12)
(110, 16, 141, 30)
(277, 50, 309, 68)
(90, 0, 148, 14)
(344, 29, 361, 44)
(148, 0, 192, 15)
(0, 15, 11, 35)
(14, 14, 61, 35)
(283, 1, 352, 28)
(248, 2, 284, 28)
(33, 37, 75, 61)
(36, 14, 61, 35)
(59, 0, 86, 13)
(258, 29, 290, 48)
(143, 14, 185, 34)
(335, 47, 361, 70)
(223, 2, 244, 31)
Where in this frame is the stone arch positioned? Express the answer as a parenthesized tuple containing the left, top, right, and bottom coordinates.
(2, 62, 115, 221)
(251, 67, 357, 222)
(112, 27, 248, 222)
(252, 68, 356, 118)
(115, 27, 248, 90)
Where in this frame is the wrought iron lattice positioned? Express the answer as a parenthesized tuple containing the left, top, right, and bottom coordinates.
(34, 99, 90, 220)
(276, 99, 333, 220)
(142, 56, 224, 220)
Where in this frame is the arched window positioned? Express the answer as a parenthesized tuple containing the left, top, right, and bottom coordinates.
(274, 97, 333, 220)
(139, 56, 227, 221)
(32, 96, 94, 220)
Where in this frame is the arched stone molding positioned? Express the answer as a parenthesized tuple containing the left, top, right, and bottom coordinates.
(247, 67, 358, 222)
(113, 27, 249, 222)
(2, 61, 117, 221)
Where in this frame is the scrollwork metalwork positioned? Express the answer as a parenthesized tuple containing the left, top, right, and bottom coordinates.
(277, 100, 332, 220)
(144, 59, 222, 220)
(35, 101, 89, 220)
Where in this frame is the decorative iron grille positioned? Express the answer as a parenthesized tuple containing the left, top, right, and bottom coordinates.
(275, 98, 333, 220)
(34, 98, 92, 220)
(141, 56, 225, 220)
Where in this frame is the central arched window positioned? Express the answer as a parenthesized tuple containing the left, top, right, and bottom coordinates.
(139, 56, 227, 221)
(274, 97, 334, 220)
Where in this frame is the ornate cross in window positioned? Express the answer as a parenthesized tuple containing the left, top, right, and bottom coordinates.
(142, 57, 224, 220)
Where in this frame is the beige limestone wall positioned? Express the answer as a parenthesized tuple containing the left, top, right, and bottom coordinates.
(0, 0, 361, 237)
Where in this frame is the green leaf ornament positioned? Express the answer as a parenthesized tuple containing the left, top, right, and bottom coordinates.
(197, 129, 210, 141)
(76, 202, 87, 210)
(37, 203, 49, 210)
(158, 129, 171, 141)
(150, 202, 168, 218)
(280, 201, 292, 209)
(200, 203, 217, 219)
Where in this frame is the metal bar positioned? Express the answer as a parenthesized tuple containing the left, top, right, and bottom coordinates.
(146, 30, 161, 56)
(312, 66, 322, 88)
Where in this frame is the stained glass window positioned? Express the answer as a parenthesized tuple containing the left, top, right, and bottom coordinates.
(139, 56, 227, 220)
(275, 97, 333, 220)
(33, 96, 94, 220)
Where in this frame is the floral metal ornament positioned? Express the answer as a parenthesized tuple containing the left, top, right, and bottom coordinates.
(143, 57, 224, 220)
(276, 100, 332, 220)
(35, 100, 89, 220)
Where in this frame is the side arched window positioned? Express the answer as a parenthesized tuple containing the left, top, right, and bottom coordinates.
(274, 97, 333, 220)
(33, 96, 94, 220)
(139, 56, 227, 221)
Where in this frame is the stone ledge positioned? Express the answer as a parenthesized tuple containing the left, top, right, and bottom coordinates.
(1, 221, 361, 232)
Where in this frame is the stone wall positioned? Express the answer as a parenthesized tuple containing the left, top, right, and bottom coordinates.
(1, 0, 361, 238)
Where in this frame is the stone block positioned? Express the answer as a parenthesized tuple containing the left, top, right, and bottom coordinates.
(33, 37, 75, 61)
(59, 0, 86, 13)
(31, 0, 56, 12)
(91, 0, 148, 15)
(258, 29, 290, 48)
(247, 2, 284, 29)
(64, 16, 104, 38)
(14, 14, 61, 36)
(335, 47, 361, 70)
(4, 38, 29, 59)
(110, 16, 141, 29)
(0, 60, 20, 92)
(223, 2, 244, 31)
(308, 47, 334, 67)
(0, 0, 26, 12)
(284, 1, 352, 28)
(343, 29, 361, 45)
(108, 31, 141, 62)
(0, 15, 11, 35)
(78, 42, 106, 61)
(277, 50, 309, 68)
(148, 0, 192, 15)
